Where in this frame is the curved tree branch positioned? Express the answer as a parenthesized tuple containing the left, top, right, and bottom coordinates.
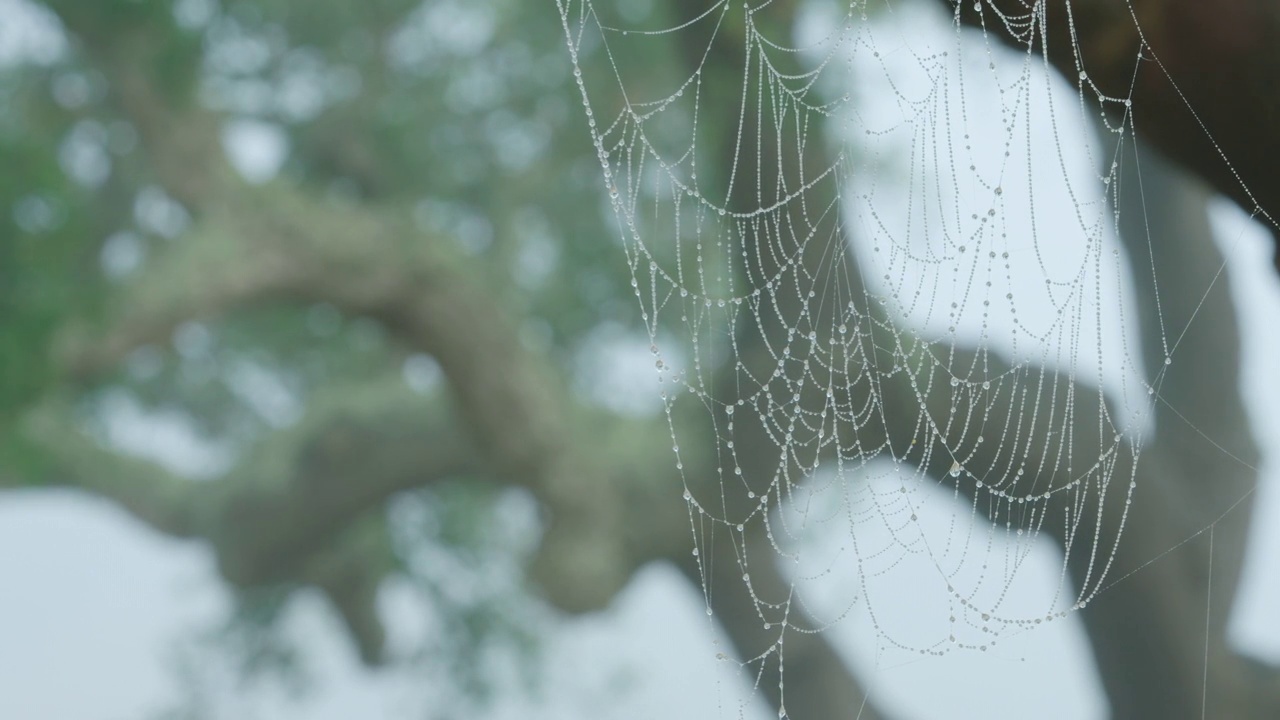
(42, 0, 649, 617)
(33, 0, 653, 660)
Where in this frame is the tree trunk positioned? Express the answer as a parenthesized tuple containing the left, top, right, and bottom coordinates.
(946, 0, 1280, 266)
(1065, 131, 1278, 719)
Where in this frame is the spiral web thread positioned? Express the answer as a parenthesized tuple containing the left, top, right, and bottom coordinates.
(558, 0, 1168, 705)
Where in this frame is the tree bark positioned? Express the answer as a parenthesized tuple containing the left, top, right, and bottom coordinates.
(946, 0, 1280, 266)
(1065, 131, 1279, 719)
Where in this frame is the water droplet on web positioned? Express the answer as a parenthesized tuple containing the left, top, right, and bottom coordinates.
(949, 461, 962, 477)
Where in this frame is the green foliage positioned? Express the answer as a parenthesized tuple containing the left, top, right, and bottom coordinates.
(201, 0, 644, 345)
(391, 483, 544, 710)
(0, 66, 103, 434)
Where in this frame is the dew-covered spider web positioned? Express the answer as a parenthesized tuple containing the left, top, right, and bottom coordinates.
(558, 0, 1182, 710)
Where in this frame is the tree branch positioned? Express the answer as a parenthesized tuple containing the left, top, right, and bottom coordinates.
(9, 396, 207, 538)
(1071, 131, 1276, 718)
(944, 0, 1280, 265)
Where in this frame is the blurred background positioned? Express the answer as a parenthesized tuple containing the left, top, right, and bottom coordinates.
(0, 0, 1278, 719)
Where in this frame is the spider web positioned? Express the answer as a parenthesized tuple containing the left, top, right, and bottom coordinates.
(558, 0, 1165, 709)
